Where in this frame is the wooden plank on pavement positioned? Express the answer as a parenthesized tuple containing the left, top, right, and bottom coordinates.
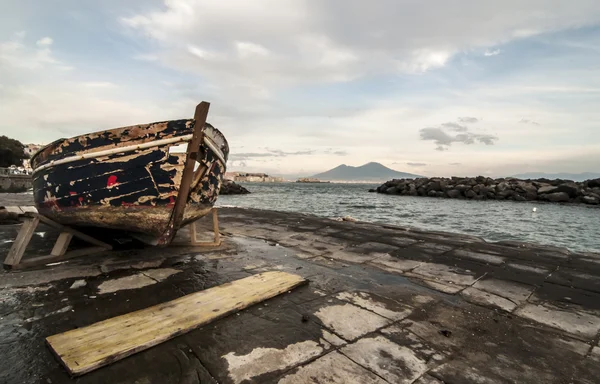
(46, 271, 307, 376)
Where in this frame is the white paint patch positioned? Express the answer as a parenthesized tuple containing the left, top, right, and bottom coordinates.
(314, 303, 391, 340)
(336, 291, 412, 321)
(97, 268, 180, 294)
(590, 347, 600, 363)
(341, 336, 428, 384)
(321, 329, 346, 346)
(69, 279, 87, 289)
(24, 305, 72, 323)
(223, 340, 327, 384)
(412, 295, 435, 305)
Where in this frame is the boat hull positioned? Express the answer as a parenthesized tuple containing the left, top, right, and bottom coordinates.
(30, 118, 228, 242)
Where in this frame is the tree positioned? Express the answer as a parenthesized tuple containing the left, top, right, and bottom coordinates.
(0, 136, 26, 168)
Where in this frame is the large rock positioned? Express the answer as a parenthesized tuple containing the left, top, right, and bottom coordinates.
(465, 189, 477, 199)
(220, 181, 250, 195)
(588, 179, 600, 188)
(426, 180, 442, 191)
(538, 185, 558, 194)
(446, 189, 462, 198)
(582, 195, 599, 205)
(543, 192, 570, 202)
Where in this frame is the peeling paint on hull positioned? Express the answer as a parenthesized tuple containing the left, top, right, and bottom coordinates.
(30, 119, 228, 243)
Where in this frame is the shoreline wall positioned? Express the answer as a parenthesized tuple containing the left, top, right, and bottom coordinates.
(0, 175, 32, 192)
(375, 176, 600, 205)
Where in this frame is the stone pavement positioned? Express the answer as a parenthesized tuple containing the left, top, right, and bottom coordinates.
(1, 207, 599, 383)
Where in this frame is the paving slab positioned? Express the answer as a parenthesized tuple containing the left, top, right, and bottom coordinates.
(515, 303, 600, 340)
(473, 277, 535, 303)
(451, 249, 506, 265)
(327, 249, 382, 264)
(528, 283, 600, 314)
(184, 305, 336, 384)
(413, 374, 445, 384)
(335, 291, 413, 321)
(546, 267, 600, 294)
(368, 253, 424, 274)
(277, 351, 387, 384)
(460, 287, 517, 312)
(310, 301, 392, 341)
(340, 335, 429, 384)
(411, 262, 481, 286)
(410, 277, 465, 294)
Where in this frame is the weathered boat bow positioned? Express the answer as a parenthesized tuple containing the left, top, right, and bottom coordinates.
(30, 101, 229, 245)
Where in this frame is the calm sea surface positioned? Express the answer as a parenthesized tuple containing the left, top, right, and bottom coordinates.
(217, 182, 600, 254)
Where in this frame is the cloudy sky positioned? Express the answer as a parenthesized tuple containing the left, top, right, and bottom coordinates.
(2, 0, 600, 177)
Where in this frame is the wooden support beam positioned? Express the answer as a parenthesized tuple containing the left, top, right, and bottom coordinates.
(158, 101, 210, 246)
(11, 247, 108, 270)
(46, 271, 307, 376)
(50, 232, 74, 257)
(191, 208, 221, 247)
(3, 212, 112, 269)
(4, 216, 40, 267)
(36, 215, 112, 250)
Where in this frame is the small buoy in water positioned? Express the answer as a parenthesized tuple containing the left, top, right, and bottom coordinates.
(532, 207, 537, 212)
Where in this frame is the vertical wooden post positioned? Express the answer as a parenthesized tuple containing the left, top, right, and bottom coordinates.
(212, 208, 221, 245)
(158, 101, 210, 246)
(4, 216, 40, 267)
(187, 208, 221, 247)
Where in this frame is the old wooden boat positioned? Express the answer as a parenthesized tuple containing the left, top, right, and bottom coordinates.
(29, 102, 228, 245)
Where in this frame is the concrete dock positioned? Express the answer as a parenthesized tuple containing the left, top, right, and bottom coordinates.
(1, 207, 599, 383)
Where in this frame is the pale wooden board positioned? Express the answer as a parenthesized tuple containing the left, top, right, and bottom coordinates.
(46, 271, 307, 376)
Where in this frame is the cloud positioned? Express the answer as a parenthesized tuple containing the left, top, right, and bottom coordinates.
(441, 122, 468, 132)
(458, 117, 479, 124)
(519, 118, 540, 125)
(324, 148, 348, 156)
(0, 35, 164, 142)
(406, 162, 427, 166)
(484, 49, 501, 56)
(36, 37, 53, 47)
(449, 163, 462, 166)
(419, 124, 498, 151)
(122, 0, 600, 104)
(229, 148, 316, 161)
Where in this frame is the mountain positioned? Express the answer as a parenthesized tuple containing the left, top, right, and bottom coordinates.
(511, 172, 600, 182)
(311, 162, 423, 182)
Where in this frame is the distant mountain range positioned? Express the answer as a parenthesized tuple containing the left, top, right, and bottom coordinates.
(511, 172, 600, 182)
(311, 162, 423, 182)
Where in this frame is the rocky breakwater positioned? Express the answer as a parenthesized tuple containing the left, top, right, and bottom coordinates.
(375, 176, 600, 205)
(219, 180, 250, 195)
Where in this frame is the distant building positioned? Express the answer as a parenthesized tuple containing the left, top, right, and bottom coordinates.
(296, 178, 329, 183)
(225, 172, 284, 183)
(22, 143, 43, 174)
(24, 143, 43, 157)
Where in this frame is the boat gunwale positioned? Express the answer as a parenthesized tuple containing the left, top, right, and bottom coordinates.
(31, 132, 227, 175)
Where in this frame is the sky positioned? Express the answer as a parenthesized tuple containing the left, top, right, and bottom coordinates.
(1, 0, 600, 177)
